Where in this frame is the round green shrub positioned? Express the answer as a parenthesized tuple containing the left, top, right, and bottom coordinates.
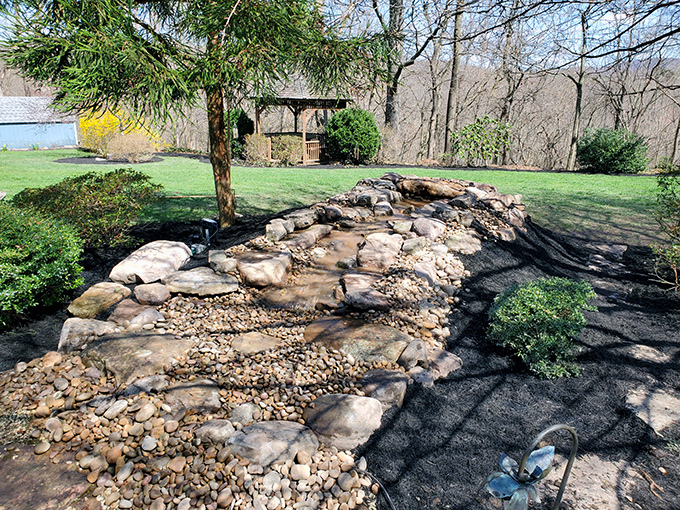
(576, 128, 648, 174)
(325, 108, 380, 164)
(487, 277, 596, 379)
(12, 168, 162, 247)
(0, 203, 83, 329)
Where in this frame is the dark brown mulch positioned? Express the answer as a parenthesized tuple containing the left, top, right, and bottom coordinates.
(1, 215, 679, 510)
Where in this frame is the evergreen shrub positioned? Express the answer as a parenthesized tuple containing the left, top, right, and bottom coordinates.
(325, 108, 380, 164)
(488, 277, 596, 379)
(576, 128, 648, 174)
(653, 159, 680, 289)
(0, 203, 83, 329)
(12, 169, 162, 247)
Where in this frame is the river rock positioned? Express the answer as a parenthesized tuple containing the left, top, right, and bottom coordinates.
(302, 394, 383, 449)
(227, 421, 319, 468)
(161, 267, 239, 296)
(164, 378, 221, 413)
(109, 240, 191, 284)
(445, 231, 482, 254)
(432, 201, 460, 223)
(209, 251, 238, 273)
(360, 369, 410, 410)
(81, 332, 195, 388)
(357, 233, 403, 270)
(58, 318, 117, 353)
(413, 261, 438, 287)
(305, 317, 410, 364)
(229, 403, 261, 426)
(195, 420, 236, 445)
(236, 250, 292, 288)
(412, 218, 446, 241)
(67, 282, 131, 319)
(391, 220, 413, 235)
(401, 237, 430, 255)
(134, 283, 171, 306)
(231, 332, 282, 354)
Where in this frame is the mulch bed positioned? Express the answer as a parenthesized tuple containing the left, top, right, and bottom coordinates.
(1, 214, 679, 510)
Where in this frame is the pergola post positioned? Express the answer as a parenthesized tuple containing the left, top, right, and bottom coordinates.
(301, 109, 308, 165)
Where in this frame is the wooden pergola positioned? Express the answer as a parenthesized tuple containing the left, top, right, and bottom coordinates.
(254, 97, 349, 165)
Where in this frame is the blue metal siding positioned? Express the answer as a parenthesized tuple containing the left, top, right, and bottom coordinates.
(0, 122, 77, 149)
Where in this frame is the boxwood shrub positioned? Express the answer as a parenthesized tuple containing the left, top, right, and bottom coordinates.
(576, 128, 648, 174)
(487, 277, 596, 379)
(325, 108, 380, 164)
(12, 168, 162, 247)
(0, 203, 83, 329)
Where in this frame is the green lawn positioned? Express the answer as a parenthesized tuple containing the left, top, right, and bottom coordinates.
(0, 149, 660, 245)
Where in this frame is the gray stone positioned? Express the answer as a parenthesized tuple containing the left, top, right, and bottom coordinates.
(431, 201, 460, 223)
(395, 176, 466, 199)
(164, 379, 222, 413)
(398, 339, 429, 370)
(81, 332, 195, 388)
(352, 188, 402, 207)
(427, 348, 463, 379)
(231, 332, 282, 354)
(626, 387, 680, 435)
(391, 220, 413, 235)
(507, 207, 526, 229)
(429, 243, 448, 256)
(401, 237, 430, 255)
(336, 256, 357, 269)
(357, 233, 403, 270)
(195, 420, 236, 445)
(284, 209, 319, 229)
(108, 299, 152, 325)
(497, 228, 517, 242)
(305, 317, 410, 364)
(236, 250, 293, 288)
(130, 308, 165, 327)
(413, 261, 438, 287)
(123, 375, 170, 396)
(104, 400, 128, 420)
(322, 205, 343, 222)
(373, 201, 394, 217)
(134, 403, 157, 423)
(445, 231, 482, 255)
(412, 218, 446, 241)
(302, 394, 383, 449)
(58, 318, 117, 353)
(265, 222, 288, 242)
(141, 436, 157, 451)
(284, 225, 333, 249)
(337, 218, 357, 229)
(134, 283, 171, 306)
(459, 210, 474, 227)
(229, 403, 261, 426)
(116, 461, 134, 482)
(227, 421, 319, 468)
(409, 366, 434, 388)
(68, 282, 132, 319)
(341, 273, 390, 311)
(449, 194, 477, 209)
(360, 369, 409, 410)
(209, 251, 238, 273)
(161, 267, 239, 296)
(109, 240, 191, 284)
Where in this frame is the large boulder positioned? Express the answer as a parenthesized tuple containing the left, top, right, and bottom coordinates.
(209, 251, 238, 273)
(161, 267, 239, 296)
(227, 421, 319, 468)
(58, 318, 117, 353)
(357, 233, 403, 270)
(304, 317, 410, 364)
(164, 379, 222, 413)
(109, 240, 191, 284)
(341, 273, 390, 311)
(81, 332, 195, 388)
(195, 420, 236, 445)
(284, 209, 319, 230)
(445, 231, 482, 255)
(236, 250, 293, 288)
(134, 283, 171, 306)
(394, 176, 466, 199)
(302, 394, 383, 449)
(67, 282, 131, 319)
(360, 369, 410, 410)
(412, 218, 446, 241)
(284, 225, 333, 249)
(352, 188, 402, 207)
(107, 299, 152, 325)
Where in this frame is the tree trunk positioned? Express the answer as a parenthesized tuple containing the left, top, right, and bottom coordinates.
(672, 113, 680, 163)
(206, 33, 235, 228)
(566, 7, 590, 171)
(384, 0, 404, 130)
(444, 0, 464, 155)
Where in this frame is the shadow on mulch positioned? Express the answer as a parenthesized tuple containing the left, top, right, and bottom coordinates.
(1, 214, 679, 510)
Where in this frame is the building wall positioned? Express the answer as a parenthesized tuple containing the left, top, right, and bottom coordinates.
(0, 122, 77, 149)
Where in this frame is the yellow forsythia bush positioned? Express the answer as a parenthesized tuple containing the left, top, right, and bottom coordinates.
(79, 110, 166, 160)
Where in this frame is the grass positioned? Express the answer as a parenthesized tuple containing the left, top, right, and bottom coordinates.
(0, 149, 660, 245)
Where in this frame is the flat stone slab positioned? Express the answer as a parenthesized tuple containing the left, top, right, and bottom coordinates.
(161, 267, 239, 296)
(67, 282, 131, 319)
(445, 231, 482, 254)
(109, 240, 192, 284)
(357, 233, 404, 270)
(107, 299, 152, 325)
(164, 378, 222, 413)
(625, 386, 680, 435)
(236, 250, 293, 288)
(231, 332, 282, 354)
(412, 217, 446, 241)
(304, 317, 410, 364)
(303, 394, 383, 449)
(228, 421, 319, 468)
(0, 445, 100, 510)
(284, 225, 333, 249)
(81, 332, 195, 388)
(341, 273, 390, 311)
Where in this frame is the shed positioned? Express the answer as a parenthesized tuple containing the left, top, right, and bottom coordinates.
(0, 97, 78, 150)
